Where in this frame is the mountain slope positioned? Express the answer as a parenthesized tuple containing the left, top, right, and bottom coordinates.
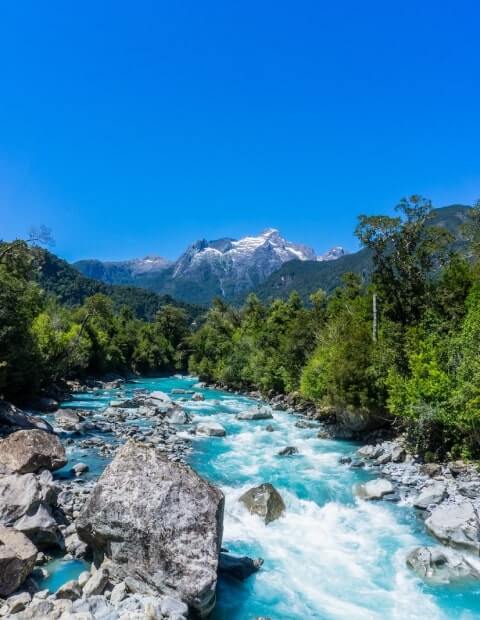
(74, 255, 172, 286)
(36, 249, 201, 321)
(250, 205, 472, 303)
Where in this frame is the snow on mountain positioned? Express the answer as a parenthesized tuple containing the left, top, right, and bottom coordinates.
(317, 246, 348, 262)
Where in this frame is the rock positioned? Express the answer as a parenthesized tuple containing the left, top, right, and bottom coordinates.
(28, 397, 58, 413)
(83, 567, 109, 597)
(354, 479, 394, 500)
(71, 595, 116, 618)
(196, 422, 226, 437)
(0, 526, 37, 597)
(14, 503, 62, 548)
(72, 462, 89, 476)
(406, 546, 480, 583)
(237, 410, 273, 421)
(166, 407, 192, 425)
(420, 463, 442, 477)
(338, 456, 352, 465)
(294, 420, 317, 429)
(76, 442, 224, 618)
(0, 430, 66, 474)
(55, 579, 82, 600)
(160, 595, 189, 617)
(239, 483, 285, 524)
(77, 571, 90, 588)
(357, 445, 383, 459)
(0, 401, 53, 434)
(425, 502, 480, 553)
(7, 591, 31, 613)
(265, 425, 275, 432)
(391, 445, 406, 463)
(149, 391, 172, 404)
(55, 409, 84, 432)
(413, 482, 446, 509)
(218, 553, 263, 580)
(110, 581, 128, 606)
(459, 482, 480, 499)
(277, 446, 299, 456)
(192, 393, 205, 402)
(376, 452, 391, 465)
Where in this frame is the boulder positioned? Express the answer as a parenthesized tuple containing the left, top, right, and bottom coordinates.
(76, 442, 224, 617)
(54, 409, 84, 432)
(0, 401, 53, 434)
(14, 503, 62, 548)
(354, 479, 394, 500)
(237, 410, 273, 421)
(192, 393, 205, 402)
(391, 445, 406, 463)
(459, 482, 480, 499)
(0, 526, 37, 597)
(72, 462, 89, 476)
(82, 567, 109, 597)
(413, 482, 446, 509)
(277, 446, 299, 456)
(196, 422, 226, 437)
(239, 483, 285, 524)
(166, 407, 192, 425)
(425, 502, 480, 553)
(218, 553, 263, 580)
(28, 397, 59, 413)
(406, 546, 480, 583)
(357, 445, 383, 459)
(0, 430, 66, 474)
(55, 579, 82, 600)
(149, 391, 172, 404)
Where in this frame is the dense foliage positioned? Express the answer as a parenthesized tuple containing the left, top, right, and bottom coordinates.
(190, 197, 480, 459)
(0, 241, 191, 402)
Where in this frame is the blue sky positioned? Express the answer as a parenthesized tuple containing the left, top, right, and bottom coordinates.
(0, 1, 479, 262)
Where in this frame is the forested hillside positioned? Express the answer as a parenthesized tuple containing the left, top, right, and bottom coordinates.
(189, 197, 480, 459)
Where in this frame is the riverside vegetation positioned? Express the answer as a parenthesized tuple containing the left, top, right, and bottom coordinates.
(2, 195, 480, 618)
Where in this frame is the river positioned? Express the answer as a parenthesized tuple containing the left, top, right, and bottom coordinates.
(45, 375, 480, 619)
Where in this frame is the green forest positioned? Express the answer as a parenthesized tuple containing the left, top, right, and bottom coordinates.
(2, 196, 480, 459)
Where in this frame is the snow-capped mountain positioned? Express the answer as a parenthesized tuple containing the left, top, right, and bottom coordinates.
(74, 229, 347, 304)
(317, 246, 348, 262)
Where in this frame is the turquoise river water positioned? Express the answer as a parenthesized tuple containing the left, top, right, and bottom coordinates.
(44, 376, 480, 619)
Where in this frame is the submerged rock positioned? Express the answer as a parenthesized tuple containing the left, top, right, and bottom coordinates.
(425, 502, 480, 553)
(76, 442, 224, 617)
(0, 430, 66, 474)
(196, 422, 226, 437)
(354, 478, 394, 500)
(406, 546, 480, 583)
(218, 553, 263, 580)
(277, 446, 299, 456)
(239, 483, 285, 524)
(0, 526, 37, 597)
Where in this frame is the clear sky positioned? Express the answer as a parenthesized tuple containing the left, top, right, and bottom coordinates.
(0, 1, 479, 262)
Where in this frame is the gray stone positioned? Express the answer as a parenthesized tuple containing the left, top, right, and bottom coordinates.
(406, 546, 480, 583)
(192, 393, 205, 402)
(55, 579, 82, 600)
(7, 591, 31, 613)
(0, 526, 37, 597)
(196, 422, 226, 437)
(391, 445, 406, 463)
(55, 409, 84, 432)
(357, 445, 383, 459)
(76, 442, 224, 618)
(277, 446, 299, 457)
(14, 503, 62, 548)
(239, 483, 285, 524)
(0, 430, 66, 474)
(459, 482, 480, 499)
(166, 408, 192, 425)
(425, 502, 480, 552)
(149, 391, 172, 404)
(110, 582, 127, 606)
(354, 478, 394, 500)
(72, 462, 89, 476)
(237, 410, 273, 421)
(413, 482, 446, 509)
(0, 401, 53, 434)
(160, 595, 189, 617)
(218, 553, 263, 580)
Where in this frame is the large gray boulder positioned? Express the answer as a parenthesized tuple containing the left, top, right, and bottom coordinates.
(0, 430, 66, 474)
(196, 422, 226, 437)
(218, 553, 263, 580)
(54, 409, 85, 432)
(237, 410, 273, 421)
(406, 546, 480, 583)
(425, 502, 480, 553)
(0, 526, 37, 596)
(0, 401, 53, 434)
(76, 442, 224, 617)
(354, 479, 394, 500)
(239, 483, 285, 524)
(0, 471, 62, 549)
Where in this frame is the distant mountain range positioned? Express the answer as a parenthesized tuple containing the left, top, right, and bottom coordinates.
(74, 228, 348, 305)
(73, 205, 471, 306)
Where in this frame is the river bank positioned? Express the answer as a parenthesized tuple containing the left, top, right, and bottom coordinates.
(1, 375, 480, 618)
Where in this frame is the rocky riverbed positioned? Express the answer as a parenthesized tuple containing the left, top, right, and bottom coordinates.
(2, 376, 480, 618)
